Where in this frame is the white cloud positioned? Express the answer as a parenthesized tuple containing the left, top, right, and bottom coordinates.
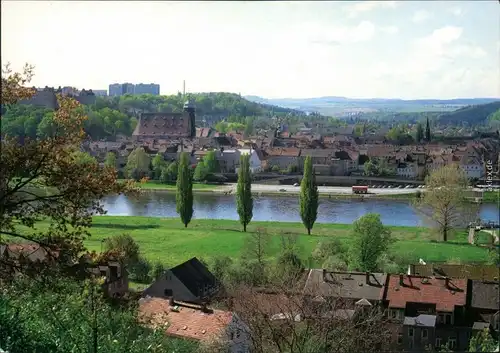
(345, 1, 398, 18)
(412, 10, 432, 24)
(298, 21, 376, 45)
(369, 25, 491, 97)
(380, 25, 399, 35)
(449, 7, 463, 17)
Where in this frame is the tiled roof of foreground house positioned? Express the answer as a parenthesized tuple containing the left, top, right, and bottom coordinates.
(0, 243, 59, 262)
(409, 264, 499, 281)
(139, 297, 232, 341)
(386, 275, 467, 312)
(303, 270, 387, 301)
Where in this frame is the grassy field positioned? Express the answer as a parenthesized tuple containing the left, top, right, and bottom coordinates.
(482, 191, 498, 203)
(43, 217, 491, 267)
(12, 217, 491, 268)
(118, 180, 219, 191)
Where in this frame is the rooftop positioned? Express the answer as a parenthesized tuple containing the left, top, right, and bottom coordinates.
(410, 264, 499, 281)
(386, 275, 466, 312)
(303, 270, 387, 302)
(403, 314, 437, 327)
(139, 297, 232, 341)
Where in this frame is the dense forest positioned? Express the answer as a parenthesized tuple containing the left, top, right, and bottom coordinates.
(1, 93, 305, 140)
(436, 101, 500, 126)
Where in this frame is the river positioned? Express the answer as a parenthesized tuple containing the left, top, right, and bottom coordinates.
(102, 192, 499, 227)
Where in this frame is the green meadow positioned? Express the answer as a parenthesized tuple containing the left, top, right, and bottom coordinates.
(56, 216, 495, 267)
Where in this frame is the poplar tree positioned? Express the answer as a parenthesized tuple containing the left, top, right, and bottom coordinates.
(425, 117, 431, 141)
(300, 156, 318, 235)
(236, 154, 253, 232)
(176, 152, 193, 227)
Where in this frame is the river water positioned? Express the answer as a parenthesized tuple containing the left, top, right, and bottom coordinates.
(102, 192, 499, 227)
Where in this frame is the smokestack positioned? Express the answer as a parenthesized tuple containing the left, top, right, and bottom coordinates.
(445, 277, 449, 288)
(366, 272, 370, 285)
(183, 80, 186, 97)
(399, 274, 404, 286)
(322, 269, 327, 282)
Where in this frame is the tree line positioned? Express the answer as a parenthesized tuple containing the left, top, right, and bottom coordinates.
(1, 92, 307, 141)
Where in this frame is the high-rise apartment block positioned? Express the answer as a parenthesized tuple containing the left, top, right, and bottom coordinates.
(108, 83, 160, 96)
(134, 83, 160, 95)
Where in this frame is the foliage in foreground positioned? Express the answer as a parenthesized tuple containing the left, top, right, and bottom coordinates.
(0, 277, 197, 353)
(1, 63, 134, 265)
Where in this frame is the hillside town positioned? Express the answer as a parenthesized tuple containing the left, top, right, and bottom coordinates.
(81, 99, 499, 182)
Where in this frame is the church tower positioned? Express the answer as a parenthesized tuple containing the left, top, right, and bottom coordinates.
(183, 99, 196, 137)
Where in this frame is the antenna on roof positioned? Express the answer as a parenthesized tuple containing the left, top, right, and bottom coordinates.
(183, 80, 186, 98)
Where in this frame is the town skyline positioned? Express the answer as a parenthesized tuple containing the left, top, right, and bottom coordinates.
(2, 1, 499, 99)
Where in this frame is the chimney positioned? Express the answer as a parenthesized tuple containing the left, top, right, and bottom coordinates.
(365, 272, 370, 285)
(445, 277, 450, 288)
(322, 269, 327, 282)
(399, 274, 404, 286)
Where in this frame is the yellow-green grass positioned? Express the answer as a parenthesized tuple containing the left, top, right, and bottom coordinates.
(118, 179, 220, 191)
(14, 216, 490, 267)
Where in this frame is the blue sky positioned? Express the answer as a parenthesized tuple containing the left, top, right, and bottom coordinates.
(2, 1, 499, 99)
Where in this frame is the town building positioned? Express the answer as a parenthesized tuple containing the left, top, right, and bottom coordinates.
(142, 257, 220, 305)
(109, 83, 135, 96)
(108, 82, 160, 96)
(132, 100, 196, 142)
(134, 83, 160, 95)
(386, 274, 469, 352)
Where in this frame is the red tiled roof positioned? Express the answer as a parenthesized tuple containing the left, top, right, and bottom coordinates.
(265, 147, 301, 157)
(134, 113, 191, 137)
(139, 298, 232, 341)
(385, 275, 466, 312)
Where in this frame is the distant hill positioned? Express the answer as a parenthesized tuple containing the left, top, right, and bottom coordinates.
(245, 95, 500, 116)
(436, 101, 500, 126)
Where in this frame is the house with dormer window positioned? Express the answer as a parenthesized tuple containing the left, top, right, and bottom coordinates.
(385, 274, 468, 352)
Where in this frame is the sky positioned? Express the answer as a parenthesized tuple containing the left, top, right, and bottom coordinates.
(2, 1, 499, 99)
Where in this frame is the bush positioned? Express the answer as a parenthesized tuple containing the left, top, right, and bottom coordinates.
(129, 256, 152, 283)
(104, 233, 140, 266)
(150, 260, 165, 281)
(210, 256, 234, 283)
(322, 255, 348, 271)
(312, 238, 346, 262)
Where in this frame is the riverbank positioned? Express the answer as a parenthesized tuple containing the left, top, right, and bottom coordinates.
(73, 217, 489, 267)
(118, 179, 219, 192)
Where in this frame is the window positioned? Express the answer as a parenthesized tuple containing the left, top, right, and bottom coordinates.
(164, 289, 173, 296)
(445, 313, 452, 325)
(409, 328, 414, 337)
(448, 338, 456, 350)
(391, 310, 397, 319)
(438, 313, 444, 324)
(408, 340, 413, 349)
(422, 329, 428, 339)
(436, 337, 442, 348)
(398, 333, 403, 344)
